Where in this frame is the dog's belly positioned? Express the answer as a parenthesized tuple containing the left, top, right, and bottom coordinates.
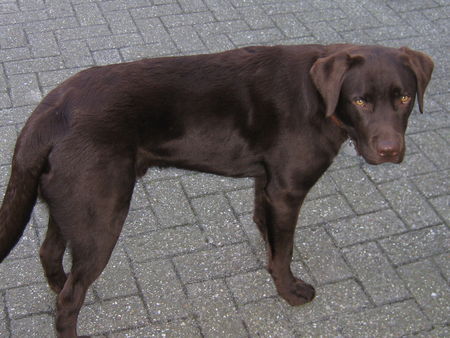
(136, 140, 264, 178)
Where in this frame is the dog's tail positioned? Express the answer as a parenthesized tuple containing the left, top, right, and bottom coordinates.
(0, 102, 60, 262)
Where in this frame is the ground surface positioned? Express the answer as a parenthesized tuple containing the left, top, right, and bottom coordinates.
(0, 0, 449, 337)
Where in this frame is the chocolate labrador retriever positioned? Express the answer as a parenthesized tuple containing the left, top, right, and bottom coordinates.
(0, 44, 433, 337)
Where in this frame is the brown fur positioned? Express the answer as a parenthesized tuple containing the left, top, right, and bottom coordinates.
(0, 44, 433, 337)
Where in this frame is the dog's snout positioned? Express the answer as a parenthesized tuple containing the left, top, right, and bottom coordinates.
(377, 139, 400, 158)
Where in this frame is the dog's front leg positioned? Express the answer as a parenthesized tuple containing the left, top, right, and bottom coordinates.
(257, 182, 315, 306)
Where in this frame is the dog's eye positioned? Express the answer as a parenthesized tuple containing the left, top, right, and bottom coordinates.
(353, 98, 366, 107)
(400, 95, 411, 104)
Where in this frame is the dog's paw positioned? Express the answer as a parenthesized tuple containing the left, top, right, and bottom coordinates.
(277, 279, 315, 306)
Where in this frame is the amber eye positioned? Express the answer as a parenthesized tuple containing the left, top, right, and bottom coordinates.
(354, 98, 366, 107)
(400, 95, 411, 104)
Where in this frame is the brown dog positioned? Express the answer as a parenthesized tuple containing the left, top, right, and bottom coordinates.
(0, 44, 433, 337)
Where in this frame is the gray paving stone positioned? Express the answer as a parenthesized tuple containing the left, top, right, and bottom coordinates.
(430, 195, 449, 225)
(134, 17, 172, 45)
(226, 268, 276, 304)
(297, 194, 354, 227)
(229, 28, 285, 46)
(289, 279, 370, 324)
(362, 152, 436, 184)
(412, 169, 450, 198)
(130, 180, 150, 210)
(0, 93, 12, 110)
(338, 299, 431, 336)
(0, 296, 6, 337)
(173, 243, 260, 284)
(6, 55, 63, 79)
(398, 259, 450, 325)
(124, 225, 207, 262)
(0, 25, 27, 49)
(38, 68, 81, 88)
(238, 213, 267, 263)
(0, 125, 18, 165)
(411, 326, 450, 338)
(93, 49, 122, 66)
(327, 210, 406, 247)
(6, 221, 39, 260)
(203, 34, 235, 52)
(305, 172, 338, 201)
(28, 31, 60, 58)
(87, 33, 144, 51)
(103, 11, 137, 34)
(145, 167, 191, 181)
(0, 165, 11, 187)
(134, 259, 190, 322)
(295, 227, 352, 284)
(226, 188, 253, 215)
(194, 20, 249, 37)
(271, 13, 309, 38)
(5, 283, 54, 319)
(297, 318, 342, 338)
(387, 0, 439, 12)
(98, 0, 150, 12)
(433, 252, 450, 281)
(240, 298, 296, 337)
(10, 314, 55, 338)
(0, 47, 30, 63)
(343, 242, 410, 305)
(8, 73, 43, 107)
(56, 24, 111, 41)
(379, 225, 450, 265)
(120, 42, 179, 61)
(168, 26, 207, 53)
(204, 0, 241, 21)
(330, 167, 387, 214)
(262, 2, 314, 15)
(162, 12, 215, 28)
(191, 194, 245, 245)
(23, 16, 79, 34)
(182, 173, 253, 197)
(306, 21, 343, 43)
(74, 2, 106, 26)
(178, 0, 208, 12)
(60, 40, 95, 68)
(77, 296, 148, 336)
(129, 3, 182, 19)
(186, 279, 247, 337)
(378, 178, 441, 229)
(0, 256, 45, 289)
(410, 131, 450, 170)
(93, 246, 138, 300)
(145, 178, 196, 227)
(239, 5, 273, 29)
(114, 319, 201, 337)
(122, 207, 158, 237)
(298, 7, 347, 24)
(181, 173, 231, 197)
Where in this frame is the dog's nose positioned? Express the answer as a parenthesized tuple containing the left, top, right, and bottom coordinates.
(377, 140, 399, 158)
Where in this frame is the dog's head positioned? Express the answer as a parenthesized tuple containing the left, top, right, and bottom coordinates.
(310, 45, 434, 165)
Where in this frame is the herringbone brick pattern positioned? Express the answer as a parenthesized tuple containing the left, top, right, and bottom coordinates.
(0, 0, 448, 336)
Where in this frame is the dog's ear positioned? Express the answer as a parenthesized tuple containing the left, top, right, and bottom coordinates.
(399, 47, 434, 113)
(310, 52, 364, 117)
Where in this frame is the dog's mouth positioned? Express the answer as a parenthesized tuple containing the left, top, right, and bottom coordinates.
(351, 138, 404, 165)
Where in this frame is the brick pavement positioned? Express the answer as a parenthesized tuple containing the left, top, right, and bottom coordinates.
(0, 0, 449, 337)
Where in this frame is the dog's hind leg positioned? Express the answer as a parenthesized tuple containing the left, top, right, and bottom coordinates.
(40, 216, 67, 293)
(43, 152, 136, 337)
(54, 185, 133, 338)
